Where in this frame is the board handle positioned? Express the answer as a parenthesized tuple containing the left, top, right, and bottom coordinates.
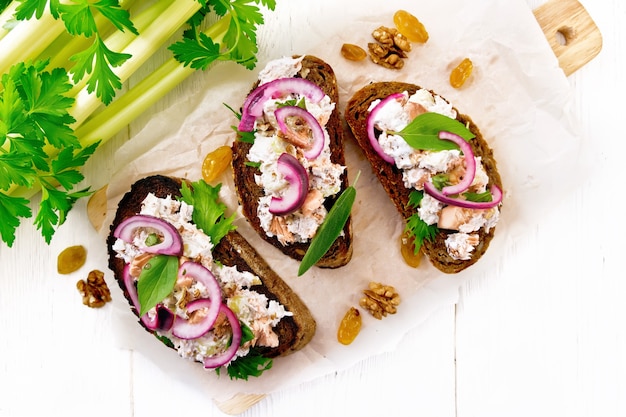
(533, 0, 602, 76)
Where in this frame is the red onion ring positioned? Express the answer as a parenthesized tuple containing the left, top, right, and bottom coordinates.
(274, 105, 325, 160)
(424, 182, 503, 209)
(437, 131, 476, 196)
(366, 92, 405, 164)
(114, 214, 183, 256)
(203, 304, 243, 369)
(170, 261, 222, 339)
(269, 153, 309, 215)
(238, 77, 326, 132)
(171, 298, 220, 339)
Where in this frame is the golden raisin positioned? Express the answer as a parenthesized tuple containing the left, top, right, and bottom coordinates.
(57, 245, 87, 274)
(337, 307, 362, 345)
(202, 145, 232, 183)
(450, 57, 473, 89)
(400, 230, 422, 268)
(393, 10, 429, 43)
(341, 43, 367, 61)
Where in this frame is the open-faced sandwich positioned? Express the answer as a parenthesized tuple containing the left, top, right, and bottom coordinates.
(345, 82, 503, 273)
(231, 55, 353, 269)
(107, 175, 316, 380)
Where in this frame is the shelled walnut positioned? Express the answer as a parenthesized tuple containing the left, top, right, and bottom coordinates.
(359, 281, 401, 319)
(368, 26, 411, 70)
(76, 270, 112, 308)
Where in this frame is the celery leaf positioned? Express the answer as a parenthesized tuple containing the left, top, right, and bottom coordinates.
(405, 190, 439, 254)
(179, 180, 236, 246)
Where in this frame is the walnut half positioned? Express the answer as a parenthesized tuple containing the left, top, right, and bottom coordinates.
(76, 270, 112, 308)
(359, 281, 401, 320)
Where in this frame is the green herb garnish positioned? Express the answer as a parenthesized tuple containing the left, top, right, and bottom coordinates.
(223, 348, 273, 380)
(1, 0, 276, 248)
(298, 174, 359, 276)
(397, 112, 474, 151)
(405, 190, 439, 255)
(137, 254, 179, 316)
(179, 180, 236, 246)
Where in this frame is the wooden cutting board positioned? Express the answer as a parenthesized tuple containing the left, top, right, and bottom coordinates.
(86, 0, 601, 414)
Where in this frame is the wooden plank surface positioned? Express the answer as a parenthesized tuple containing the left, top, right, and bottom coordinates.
(0, 1, 620, 417)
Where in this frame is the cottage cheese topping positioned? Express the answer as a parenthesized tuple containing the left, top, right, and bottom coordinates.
(247, 57, 345, 244)
(113, 194, 293, 366)
(370, 89, 501, 260)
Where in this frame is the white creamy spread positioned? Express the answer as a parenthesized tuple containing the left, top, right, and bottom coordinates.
(113, 193, 293, 365)
(247, 56, 345, 244)
(369, 89, 501, 261)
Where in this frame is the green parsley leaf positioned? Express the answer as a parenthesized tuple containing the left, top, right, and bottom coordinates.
(226, 348, 273, 380)
(14, 0, 47, 20)
(69, 34, 131, 105)
(169, 31, 221, 70)
(405, 190, 439, 255)
(170, 0, 277, 71)
(398, 112, 475, 151)
(179, 180, 236, 246)
(137, 255, 179, 316)
(0, 192, 31, 247)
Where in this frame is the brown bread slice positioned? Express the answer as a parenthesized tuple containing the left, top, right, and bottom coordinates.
(231, 55, 353, 268)
(345, 82, 503, 273)
(106, 175, 316, 359)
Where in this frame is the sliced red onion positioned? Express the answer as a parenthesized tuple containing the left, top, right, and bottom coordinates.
(424, 182, 503, 209)
(171, 298, 220, 339)
(170, 261, 222, 339)
(366, 93, 405, 164)
(203, 304, 243, 369)
(274, 105, 325, 159)
(238, 83, 270, 131)
(269, 153, 309, 215)
(114, 214, 183, 256)
(122, 265, 173, 331)
(437, 131, 476, 196)
(238, 77, 326, 132)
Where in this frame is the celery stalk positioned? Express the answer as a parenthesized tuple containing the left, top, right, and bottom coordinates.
(76, 16, 231, 149)
(69, 0, 202, 128)
(0, 8, 65, 76)
(7, 16, 231, 201)
(40, 0, 141, 72)
(0, 1, 18, 41)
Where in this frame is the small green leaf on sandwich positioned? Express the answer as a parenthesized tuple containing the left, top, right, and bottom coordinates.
(398, 112, 475, 151)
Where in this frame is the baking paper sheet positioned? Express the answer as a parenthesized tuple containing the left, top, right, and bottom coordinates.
(100, 0, 587, 402)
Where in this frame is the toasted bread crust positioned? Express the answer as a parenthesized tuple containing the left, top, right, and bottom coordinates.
(106, 175, 316, 359)
(345, 82, 502, 273)
(231, 55, 353, 268)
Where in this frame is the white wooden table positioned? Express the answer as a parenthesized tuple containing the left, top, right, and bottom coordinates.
(1, 0, 623, 416)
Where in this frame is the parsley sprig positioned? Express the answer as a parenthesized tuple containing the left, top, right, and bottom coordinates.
(0, 0, 276, 247)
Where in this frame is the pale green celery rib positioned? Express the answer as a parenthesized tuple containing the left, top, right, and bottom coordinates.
(76, 15, 231, 149)
(0, 8, 65, 76)
(7, 15, 231, 201)
(0, 1, 19, 42)
(69, 0, 202, 128)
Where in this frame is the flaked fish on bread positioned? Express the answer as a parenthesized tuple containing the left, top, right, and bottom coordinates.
(107, 175, 316, 380)
(345, 82, 503, 273)
(231, 55, 353, 269)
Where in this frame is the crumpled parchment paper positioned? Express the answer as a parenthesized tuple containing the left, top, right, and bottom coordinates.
(100, 0, 588, 402)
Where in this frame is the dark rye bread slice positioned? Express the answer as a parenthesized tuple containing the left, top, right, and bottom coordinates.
(345, 82, 503, 274)
(106, 175, 316, 359)
(231, 55, 353, 268)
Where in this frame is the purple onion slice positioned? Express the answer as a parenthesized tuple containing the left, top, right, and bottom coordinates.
(113, 214, 183, 256)
(274, 105, 325, 160)
(269, 153, 309, 216)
